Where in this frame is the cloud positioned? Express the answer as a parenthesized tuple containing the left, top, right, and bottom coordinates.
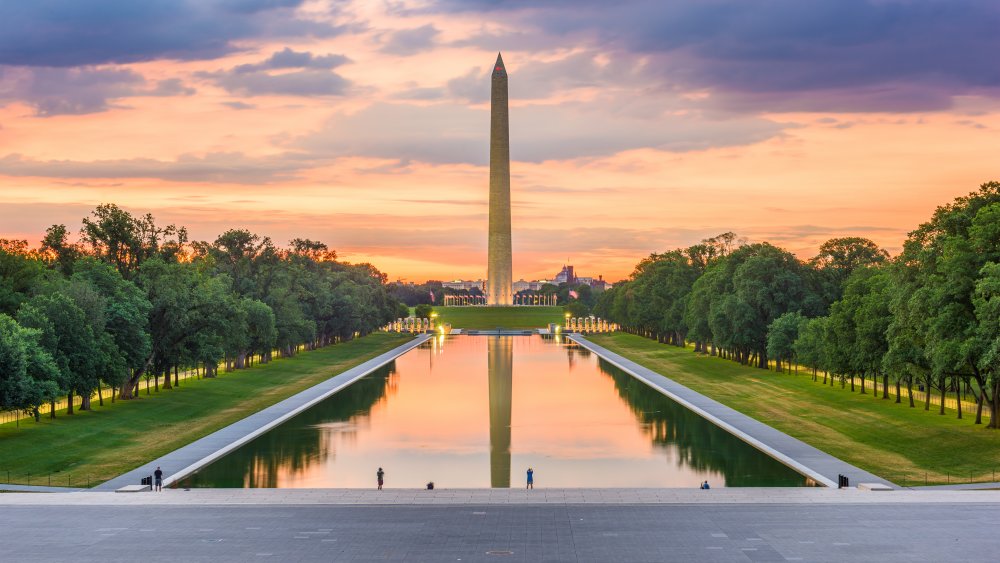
(208, 68, 351, 96)
(379, 24, 440, 55)
(294, 101, 784, 164)
(0, 0, 344, 67)
(0, 66, 144, 116)
(449, 51, 652, 103)
(222, 101, 257, 110)
(445, 69, 489, 104)
(432, 0, 1000, 112)
(0, 66, 197, 116)
(148, 78, 196, 97)
(0, 152, 312, 183)
(233, 47, 350, 72)
(392, 86, 446, 101)
(199, 48, 352, 96)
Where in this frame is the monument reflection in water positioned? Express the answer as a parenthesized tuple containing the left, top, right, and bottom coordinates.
(488, 336, 512, 487)
(178, 336, 809, 488)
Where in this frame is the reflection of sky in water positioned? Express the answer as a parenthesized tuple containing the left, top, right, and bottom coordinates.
(180, 335, 808, 489)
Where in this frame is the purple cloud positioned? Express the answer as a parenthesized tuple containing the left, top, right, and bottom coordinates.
(379, 24, 441, 55)
(197, 49, 352, 96)
(433, 0, 1000, 112)
(0, 0, 343, 67)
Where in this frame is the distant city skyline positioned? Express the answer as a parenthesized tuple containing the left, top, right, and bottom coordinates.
(405, 262, 608, 289)
(1, 1, 999, 281)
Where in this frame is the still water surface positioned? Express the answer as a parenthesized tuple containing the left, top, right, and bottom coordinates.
(179, 335, 808, 488)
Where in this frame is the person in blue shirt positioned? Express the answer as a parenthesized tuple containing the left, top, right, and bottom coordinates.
(526, 467, 534, 489)
(700, 480, 710, 490)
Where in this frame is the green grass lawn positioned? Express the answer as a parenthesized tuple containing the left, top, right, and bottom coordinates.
(588, 333, 1000, 486)
(0, 332, 411, 487)
(433, 306, 565, 329)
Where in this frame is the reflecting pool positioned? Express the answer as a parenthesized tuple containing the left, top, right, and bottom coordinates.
(178, 335, 809, 488)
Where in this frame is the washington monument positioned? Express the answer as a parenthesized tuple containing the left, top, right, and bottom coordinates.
(487, 52, 513, 306)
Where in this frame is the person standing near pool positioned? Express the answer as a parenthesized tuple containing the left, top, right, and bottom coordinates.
(377, 467, 385, 490)
(526, 467, 534, 489)
(153, 467, 163, 492)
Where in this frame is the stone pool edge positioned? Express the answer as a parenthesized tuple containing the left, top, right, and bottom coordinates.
(569, 334, 895, 489)
(94, 334, 432, 491)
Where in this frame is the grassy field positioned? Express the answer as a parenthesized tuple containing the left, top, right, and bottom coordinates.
(433, 306, 565, 329)
(0, 332, 411, 487)
(588, 333, 1000, 486)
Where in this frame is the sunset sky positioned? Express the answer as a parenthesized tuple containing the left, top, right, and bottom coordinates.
(1, 0, 998, 282)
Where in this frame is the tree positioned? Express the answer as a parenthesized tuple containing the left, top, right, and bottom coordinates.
(17, 292, 98, 415)
(243, 299, 276, 365)
(886, 182, 1000, 425)
(80, 204, 187, 280)
(767, 312, 805, 373)
(71, 259, 151, 400)
(39, 224, 81, 275)
(794, 316, 829, 382)
(629, 251, 697, 345)
(414, 304, 433, 319)
(704, 243, 813, 368)
(129, 259, 231, 394)
(810, 237, 889, 306)
(205, 229, 278, 298)
(0, 314, 60, 420)
(685, 265, 725, 354)
(974, 262, 1000, 426)
(564, 300, 589, 317)
(826, 267, 892, 396)
(0, 244, 46, 316)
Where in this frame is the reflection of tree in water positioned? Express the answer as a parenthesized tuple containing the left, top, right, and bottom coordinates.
(180, 362, 396, 488)
(565, 341, 591, 371)
(596, 358, 807, 487)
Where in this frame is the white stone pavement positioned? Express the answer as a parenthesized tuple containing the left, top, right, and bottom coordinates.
(0, 484, 83, 493)
(95, 334, 431, 491)
(569, 334, 894, 489)
(2, 487, 1000, 506)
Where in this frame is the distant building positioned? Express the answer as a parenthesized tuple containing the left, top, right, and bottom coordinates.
(553, 265, 576, 285)
(442, 279, 485, 292)
(553, 266, 609, 292)
(440, 270, 607, 295)
(586, 276, 609, 292)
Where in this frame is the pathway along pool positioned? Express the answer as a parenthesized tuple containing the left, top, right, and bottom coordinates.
(178, 335, 810, 488)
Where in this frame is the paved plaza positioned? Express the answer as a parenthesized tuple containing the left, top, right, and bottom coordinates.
(1, 491, 999, 562)
(5, 334, 987, 561)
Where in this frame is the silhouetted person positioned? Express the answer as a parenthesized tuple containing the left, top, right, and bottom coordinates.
(526, 467, 534, 489)
(153, 467, 163, 492)
(377, 467, 384, 490)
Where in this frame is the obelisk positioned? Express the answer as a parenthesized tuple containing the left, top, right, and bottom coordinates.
(487, 52, 513, 306)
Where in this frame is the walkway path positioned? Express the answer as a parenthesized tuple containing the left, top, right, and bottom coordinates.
(570, 335, 893, 489)
(95, 334, 431, 491)
(2, 487, 998, 506)
(911, 481, 1000, 491)
(0, 483, 83, 493)
(2, 496, 999, 562)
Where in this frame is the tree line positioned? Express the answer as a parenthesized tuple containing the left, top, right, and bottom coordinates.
(595, 181, 1000, 428)
(0, 204, 399, 420)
